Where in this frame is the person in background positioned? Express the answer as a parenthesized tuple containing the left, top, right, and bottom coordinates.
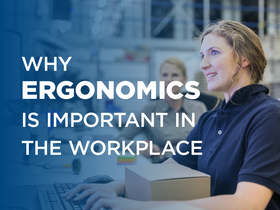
(116, 57, 207, 160)
(63, 20, 280, 210)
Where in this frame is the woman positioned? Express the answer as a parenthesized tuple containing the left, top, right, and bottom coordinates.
(116, 57, 207, 159)
(63, 21, 280, 210)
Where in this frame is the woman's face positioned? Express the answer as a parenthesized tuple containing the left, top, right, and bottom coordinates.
(160, 62, 187, 94)
(200, 33, 238, 96)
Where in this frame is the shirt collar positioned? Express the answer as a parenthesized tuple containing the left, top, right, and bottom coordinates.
(220, 84, 269, 109)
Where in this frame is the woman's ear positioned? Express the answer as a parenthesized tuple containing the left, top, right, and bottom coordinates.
(241, 57, 250, 68)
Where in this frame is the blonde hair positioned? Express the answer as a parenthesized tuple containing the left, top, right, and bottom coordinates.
(160, 57, 187, 77)
(199, 20, 267, 98)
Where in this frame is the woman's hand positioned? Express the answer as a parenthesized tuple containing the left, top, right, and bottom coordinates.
(63, 183, 148, 210)
(83, 191, 145, 210)
(61, 180, 125, 201)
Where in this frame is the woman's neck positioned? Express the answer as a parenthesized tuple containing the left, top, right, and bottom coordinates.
(224, 81, 252, 103)
(224, 67, 252, 103)
(165, 95, 183, 112)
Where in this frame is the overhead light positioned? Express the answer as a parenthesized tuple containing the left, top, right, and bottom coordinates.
(91, 23, 100, 34)
(94, 10, 103, 23)
(98, 0, 107, 8)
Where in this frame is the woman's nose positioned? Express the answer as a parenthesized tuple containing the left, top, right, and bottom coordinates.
(200, 56, 211, 70)
(166, 75, 172, 82)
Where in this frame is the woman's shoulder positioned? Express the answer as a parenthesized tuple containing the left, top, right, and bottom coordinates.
(252, 93, 280, 115)
(238, 94, 280, 133)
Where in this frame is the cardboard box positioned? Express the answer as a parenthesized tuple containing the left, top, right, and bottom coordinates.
(125, 164, 210, 201)
(146, 203, 205, 210)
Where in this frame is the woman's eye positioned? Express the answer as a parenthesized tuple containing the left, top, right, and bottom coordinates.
(172, 73, 179, 77)
(211, 50, 219, 55)
(201, 54, 204, 59)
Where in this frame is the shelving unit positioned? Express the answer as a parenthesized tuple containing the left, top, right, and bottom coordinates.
(262, 35, 280, 84)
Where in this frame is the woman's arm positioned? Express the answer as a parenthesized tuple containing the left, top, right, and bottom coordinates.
(162, 159, 273, 210)
(185, 181, 273, 210)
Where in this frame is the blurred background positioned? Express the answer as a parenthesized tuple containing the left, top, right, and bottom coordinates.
(2, 0, 280, 115)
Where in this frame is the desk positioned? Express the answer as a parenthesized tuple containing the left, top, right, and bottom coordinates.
(9, 150, 150, 186)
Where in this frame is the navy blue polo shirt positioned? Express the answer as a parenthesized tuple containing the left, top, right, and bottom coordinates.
(172, 84, 280, 210)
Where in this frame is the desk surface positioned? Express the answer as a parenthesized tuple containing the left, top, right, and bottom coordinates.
(9, 151, 150, 186)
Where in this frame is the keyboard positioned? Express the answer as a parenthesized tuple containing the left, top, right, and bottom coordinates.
(37, 182, 110, 210)
(46, 183, 86, 210)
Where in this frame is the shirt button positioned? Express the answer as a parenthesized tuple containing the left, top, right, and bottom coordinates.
(218, 130, 222, 135)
